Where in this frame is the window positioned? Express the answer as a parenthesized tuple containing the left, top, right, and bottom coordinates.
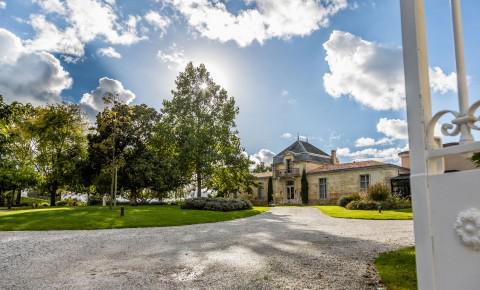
(286, 159, 292, 173)
(360, 174, 370, 191)
(319, 178, 327, 199)
(286, 180, 295, 200)
(257, 183, 264, 199)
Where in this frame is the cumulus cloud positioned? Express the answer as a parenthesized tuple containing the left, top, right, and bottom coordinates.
(0, 28, 72, 105)
(281, 132, 293, 139)
(27, 0, 146, 58)
(169, 0, 348, 47)
(354, 137, 392, 147)
(144, 10, 170, 35)
(249, 148, 276, 166)
(80, 77, 135, 119)
(337, 146, 407, 164)
(0, 1, 6, 9)
(323, 30, 457, 111)
(376, 118, 408, 140)
(97, 47, 121, 59)
(157, 44, 189, 70)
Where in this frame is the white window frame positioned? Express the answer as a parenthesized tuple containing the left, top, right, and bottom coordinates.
(319, 178, 327, 199)
(359, 174, 370, 191)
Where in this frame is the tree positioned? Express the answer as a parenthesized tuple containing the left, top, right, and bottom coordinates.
(26, 104, 87, 206)
(267, 176, 273, 205)
(252, 162, 272, 173)
(301, 168, 309, 204)
(162, 62, 239, 197)
(0, 97, 38, 207)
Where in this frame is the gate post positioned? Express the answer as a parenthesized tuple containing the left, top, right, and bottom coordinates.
(400, 1, 439, 289)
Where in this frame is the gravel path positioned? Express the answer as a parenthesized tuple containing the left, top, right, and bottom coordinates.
(0, 207, 413, 290)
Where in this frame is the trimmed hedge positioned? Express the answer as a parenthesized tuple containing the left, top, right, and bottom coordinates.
(338, 193, 361, 207)
(346, 197, 412, 210)
(181, 197, 252, 211)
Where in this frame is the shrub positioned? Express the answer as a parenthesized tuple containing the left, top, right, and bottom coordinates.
(338, 193, 361, 207)
(181, 197, 252, 211)
(56, 198, 86, 207)
(381, 196, 412, 210)
(367, 183, 391, 201)
(346, 200, 380, 210)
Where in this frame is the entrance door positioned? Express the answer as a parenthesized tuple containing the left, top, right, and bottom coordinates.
(286, 180, 295, 200)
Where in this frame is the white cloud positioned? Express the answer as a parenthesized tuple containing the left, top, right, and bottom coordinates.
(33, 0, 66, 15)
(376, 118, 408, 140)
(429, 66, 457, 94)
(0, 1, 6, 9)
(80, 77, 135, 119)
(250, 148, 276, 166)
(97, 46, 121, 59)
(27, 0, 146, 57)
(354, 137, 392, 147)
(157, 44, 189, 70)
(0, 28, 72, 105)
(144, 10, 170, 35)
(323, 30, 457, 111)
(281, 132, 293, 139)
(169, 0, 348, 47)
(337, 146, 407, 164)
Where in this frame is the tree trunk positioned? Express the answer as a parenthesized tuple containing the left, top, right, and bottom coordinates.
(49, 182, 57, 206)
(0, 191, 4, 207)
(196, 172, 202, 198)
(7, 190, 13, 210)
(15, 188, 21, 205)
(131, 188, 138, 205)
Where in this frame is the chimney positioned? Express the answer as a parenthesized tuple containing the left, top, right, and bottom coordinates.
(331, 150, 338, 165)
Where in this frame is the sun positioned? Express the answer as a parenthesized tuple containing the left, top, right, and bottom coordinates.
(199, 82, 208, 90)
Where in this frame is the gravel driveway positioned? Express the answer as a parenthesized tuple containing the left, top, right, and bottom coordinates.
(0, 207, 413, 290)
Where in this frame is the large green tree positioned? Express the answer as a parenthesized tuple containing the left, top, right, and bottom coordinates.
(162, 62, 239, 197)
(0, 97, 38, 207)
(26, 104, 87, 206)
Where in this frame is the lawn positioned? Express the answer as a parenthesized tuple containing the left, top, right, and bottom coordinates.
(316, 205, 412, 220)
(375, 247, 417, 290)
(0, 205, 269, 231)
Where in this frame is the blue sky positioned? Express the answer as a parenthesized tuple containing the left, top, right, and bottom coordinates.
(0, 0, 479, 165)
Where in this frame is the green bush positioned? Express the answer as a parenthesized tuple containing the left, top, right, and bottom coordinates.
(346, 200, 380, 210)
(338, 193, 361, 207)
(56, 198, 86, 207)
(367, 183, 391, 201)
(181, 197, 252, 211)
(381, 196, 412, 209)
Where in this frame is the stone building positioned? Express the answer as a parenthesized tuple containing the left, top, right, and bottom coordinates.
(250, 140, 407, 205)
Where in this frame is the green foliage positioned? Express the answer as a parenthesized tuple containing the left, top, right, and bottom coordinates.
(161, 62, 240, 197)
(25, 104, 87, 206)
(56, 198, 86, 207)
(375, 247, 417, 290)
(472, 152, 480, 167)
(0, 205, 268, 230)
(300, 168, 308, 204)
(367, 183, 391, 201)
(181, 197, 253, 211)
(252, 163, 272, 173)
(337, 193, 361, 207)
(346, 199, 379, 210)
(317, 206, 413, 220)
(267, 176, 273, 204)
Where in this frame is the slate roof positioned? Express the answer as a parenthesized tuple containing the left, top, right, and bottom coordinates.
(273, 140, 332, 165)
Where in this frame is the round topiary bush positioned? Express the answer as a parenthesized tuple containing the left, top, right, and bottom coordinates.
(181, 197, 252, 211)
(338, 193, 361, 207)
(367, 183, 391, 201)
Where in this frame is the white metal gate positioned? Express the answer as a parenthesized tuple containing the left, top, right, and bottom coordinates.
(400, 0, 480, 289)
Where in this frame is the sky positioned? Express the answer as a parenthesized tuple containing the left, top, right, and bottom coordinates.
(1, 0, 479, 166)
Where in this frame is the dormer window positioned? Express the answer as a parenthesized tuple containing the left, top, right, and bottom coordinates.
(286, 159, 292, 173)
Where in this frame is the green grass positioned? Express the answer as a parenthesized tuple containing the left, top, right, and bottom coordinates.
(375, 247, 417, 290)
(0, 205, 269, 231)
(316, 205, 412, 220)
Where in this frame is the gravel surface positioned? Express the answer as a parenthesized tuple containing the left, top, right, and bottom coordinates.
(0, 207, 413, 290)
